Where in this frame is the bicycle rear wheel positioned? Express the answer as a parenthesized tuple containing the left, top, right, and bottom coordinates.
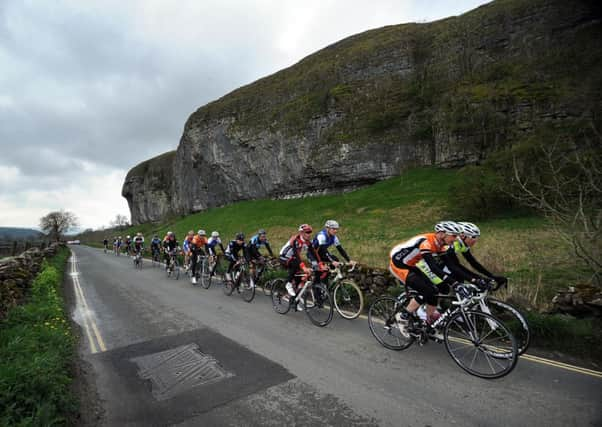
(444, 310, 518, 379)
(263, 279, 275, 296)
(333, 280, 364, 319)
(174, 262, 180, 280)
(271, 279, 291, 314)
(368, 295, 415, 350)
(223, 277, 235, 295)
(304, 283, 333, 327)
(239, 270, 255, 302)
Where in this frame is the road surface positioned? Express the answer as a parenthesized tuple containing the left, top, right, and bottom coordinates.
(68, 245, 602, 426)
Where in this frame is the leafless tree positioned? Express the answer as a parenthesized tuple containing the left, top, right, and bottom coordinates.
(39, 210, 79, 241)
(110, 214, 130, 230)
(510, 129, 602, 284)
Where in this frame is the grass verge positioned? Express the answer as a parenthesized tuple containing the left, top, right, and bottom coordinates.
(0, 247, 77, 426)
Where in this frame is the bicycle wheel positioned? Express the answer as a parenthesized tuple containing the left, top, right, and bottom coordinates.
(263, 279, 274, 296)
(174, 262, 180, 280)
(201, 259, 212, 289)
(481, 298, 530, 355)
(223, 276, 235, 296)
(304, 283, 333, 327)
(333, 280, 364, 319)
(271, 278, 291, 314)
(239, 269, 255, 302)
(368, 295, 415, 350)
(444, 310, 518, 379)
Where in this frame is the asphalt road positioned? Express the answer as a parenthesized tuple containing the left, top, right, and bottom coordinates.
(68, 245, 602, 427)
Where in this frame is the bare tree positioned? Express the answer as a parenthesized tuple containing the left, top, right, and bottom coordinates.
(39, 210, 79, 241)
(110, 214, 130, 230)
(510, 131, 602, 284)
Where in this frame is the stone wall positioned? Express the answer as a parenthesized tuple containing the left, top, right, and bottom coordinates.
(0, 243, 65, 320)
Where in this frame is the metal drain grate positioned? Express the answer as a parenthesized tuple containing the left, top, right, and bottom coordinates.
(131, 343, 234, 401)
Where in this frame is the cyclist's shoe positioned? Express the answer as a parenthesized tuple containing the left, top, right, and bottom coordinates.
(394, 311, 411, 339)
(295, 301, 304, 312)
(225, 273, 232, 282)
(191, 276, 197, 285)
(285, 282, 296, 297)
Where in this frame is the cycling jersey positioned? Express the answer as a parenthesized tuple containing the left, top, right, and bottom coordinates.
(162, 236, 178, 251)
(150, 238, 161, 249)
(133, 236, 144, 245)
(206, 236, 225, 256)
(312, 228, 350, 263)
(191, 235, 208, 251)
(182, 236, 193, 252)
(440, 237, 495, 282)
(225, 240, 247, 261)
(248, 234, 274, 259)
(389, 233, 450, 284)
(279, 234, 319, 265)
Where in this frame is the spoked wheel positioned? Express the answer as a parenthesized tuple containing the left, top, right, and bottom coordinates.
(174, 263, 180, 280)
(223, 276, 235, 295)
(333, 280, 364, 319)
(262, 279, 274, 296)
(238, 270, 255, 302)
(304, 283, 333, 327)
(444, 310, 518, 379)
(480, 298, 530, 355)
(368, 296, 415, 350)
(200, 259, 211, 289)
(271, 279, 291, 314)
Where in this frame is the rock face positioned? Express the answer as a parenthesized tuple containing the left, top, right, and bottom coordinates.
(122, 151, 176, 224)
(123, 0, 602, 224)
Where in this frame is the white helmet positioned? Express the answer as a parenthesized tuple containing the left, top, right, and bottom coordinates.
(211, 231, 220, 237)
(458, 222, 480, 238)
(434, 221, 462, 235)
(325, 220, 339, 229)
(197, 229, 206, 236)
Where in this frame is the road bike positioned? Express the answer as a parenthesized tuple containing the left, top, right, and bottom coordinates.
(271, 271, 334, 327)
(151, 247, 162, 268)
(192, 253, 211, 288)
(368, 283, 518, 379)
(165, 249, 180, 280)
(204, 254, 224, 289)
(133, 249, 143, 269)
(223, 259, 255, 302)
(323, 262, 363, 319)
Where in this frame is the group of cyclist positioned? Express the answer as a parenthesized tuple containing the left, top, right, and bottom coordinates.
(102, 219, 505, 323)
(104, 234, 144, 257)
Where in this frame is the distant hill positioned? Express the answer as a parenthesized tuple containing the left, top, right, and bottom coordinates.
(0, 227, 45, 241)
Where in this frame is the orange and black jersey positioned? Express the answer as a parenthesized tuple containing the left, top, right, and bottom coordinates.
(389, 233, 450, 285)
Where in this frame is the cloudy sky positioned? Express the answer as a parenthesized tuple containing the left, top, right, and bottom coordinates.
(0, 0, 488, 230)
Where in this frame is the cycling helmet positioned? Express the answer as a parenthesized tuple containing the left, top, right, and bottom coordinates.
(298, 224, 313, 233)
(258, 229, 267, 235)
(153, 235, 158, 238)
(458, 222, 481, 238)
(126, 235, 130, 239)
(434, 221, 462, 235)
(198, 229, 206, 236)
(187, 230, 194, 235)
(211, 231, 220, 237)
(324, 220, 339, 229)
(167, 231, 174, 236)
(235, 232, 245, 240)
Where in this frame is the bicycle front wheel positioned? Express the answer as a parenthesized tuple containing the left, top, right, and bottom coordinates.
(444, 310, 518, 379)
(304, 283, 333, 327)
(482, 298, 530, 355)
(368, 295, 414, 350)
(271, 279, 291, 314)
(239, 270, 256, 302)
(333, 280, 364, 319)
(263, 279, 275, 296)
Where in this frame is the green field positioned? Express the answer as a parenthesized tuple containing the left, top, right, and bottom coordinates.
(83, 167, 591, 312)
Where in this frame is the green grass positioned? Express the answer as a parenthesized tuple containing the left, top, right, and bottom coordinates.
(0, 247, 77, 426)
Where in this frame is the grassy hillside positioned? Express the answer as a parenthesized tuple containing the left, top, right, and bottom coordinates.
(84, 167, 589, 312)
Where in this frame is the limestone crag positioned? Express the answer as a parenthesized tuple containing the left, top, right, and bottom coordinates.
(123, 0, 602, 224)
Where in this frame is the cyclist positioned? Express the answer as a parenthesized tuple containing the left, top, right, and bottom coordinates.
(312, 220, 356, 282)
(247, 229, 274, 287)
(162, 231, 178, 270)
(133, 232, 145, 256)
(103, 237, 109, 252)
(224, 233, 249, 282)
(115, 236, 122, 255)
(182, 230, 194, 272)
(279, 224, 320, 303)
(124, 235, 132, 256)
(190, 230, 208, 285)
(206, 231, 226, 257)
(440, 222, 508, 288)
(150, 235, 162, 261)
(389, 221, 462, 337)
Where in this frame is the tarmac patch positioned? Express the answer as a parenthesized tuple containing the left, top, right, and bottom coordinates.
(91, 328, 294, 426)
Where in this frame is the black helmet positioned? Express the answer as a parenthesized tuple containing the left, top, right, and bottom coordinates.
(236, 232, 245, 240)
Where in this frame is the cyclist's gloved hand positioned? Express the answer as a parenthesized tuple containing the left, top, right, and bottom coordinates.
(455, 284, 471, 300)
(493, 276, 508, 287)
(474, 278, 490, 291)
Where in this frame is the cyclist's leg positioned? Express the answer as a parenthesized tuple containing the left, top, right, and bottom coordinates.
(405, 271, 438, 320)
